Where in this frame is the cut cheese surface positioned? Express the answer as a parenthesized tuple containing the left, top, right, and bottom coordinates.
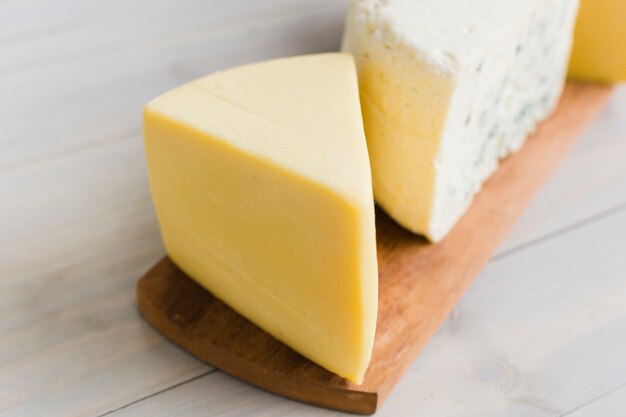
(143, 53, 377, 383)
(569, 0, 626, 83)
(342, 0, 579, 241)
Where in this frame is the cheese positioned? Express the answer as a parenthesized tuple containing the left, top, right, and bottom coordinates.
(569, 0, 626, 83)
(143, 53, 378, 383)
(342, 0, 579, 241)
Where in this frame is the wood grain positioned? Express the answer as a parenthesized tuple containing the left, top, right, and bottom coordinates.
(0, 139, 211, 417)
(136, 83, 613, 414)
(0, 0, 342, 76)
(0, 0, 345, 172)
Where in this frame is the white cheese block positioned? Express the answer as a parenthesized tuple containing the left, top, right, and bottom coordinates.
(342, 0, 579, 241)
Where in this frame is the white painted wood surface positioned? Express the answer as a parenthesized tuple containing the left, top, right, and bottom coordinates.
(0, 1, 625, 416)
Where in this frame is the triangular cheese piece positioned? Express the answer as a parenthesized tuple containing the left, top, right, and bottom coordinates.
(143, 53, 377, 383)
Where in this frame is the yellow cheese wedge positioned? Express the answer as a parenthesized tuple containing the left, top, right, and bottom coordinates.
(569, 0, 626, 82)
(143, 53, 378, 383)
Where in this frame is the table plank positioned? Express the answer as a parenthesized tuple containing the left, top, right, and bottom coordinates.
(0, 139, 210, 417)
(0, 1, 345, 173)
(107, 202, 626, 417)
(498, 86, 626, 255)
(0, 0, 340, 75)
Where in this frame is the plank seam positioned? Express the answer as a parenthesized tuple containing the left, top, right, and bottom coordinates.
(96, 369, 217, 417)
(560, 380, 626, 417)
(491, 200, 626, 263)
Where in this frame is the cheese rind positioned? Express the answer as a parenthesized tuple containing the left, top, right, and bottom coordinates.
(569, 0, 626, 83)
(143, 54, 377, 383)
(342, 0, 579, 241)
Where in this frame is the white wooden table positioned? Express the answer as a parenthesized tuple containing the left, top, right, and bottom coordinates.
(2, 1, 626, 416)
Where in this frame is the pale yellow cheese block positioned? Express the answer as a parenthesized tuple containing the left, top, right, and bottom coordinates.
(569, 0, 626, 83)
(143, 53, 378, 383)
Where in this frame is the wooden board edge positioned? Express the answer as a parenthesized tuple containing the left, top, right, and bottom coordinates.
(136, 259, 379, 415)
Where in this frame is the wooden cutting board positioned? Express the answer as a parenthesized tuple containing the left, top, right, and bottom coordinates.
(137, 83, 613, 415)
